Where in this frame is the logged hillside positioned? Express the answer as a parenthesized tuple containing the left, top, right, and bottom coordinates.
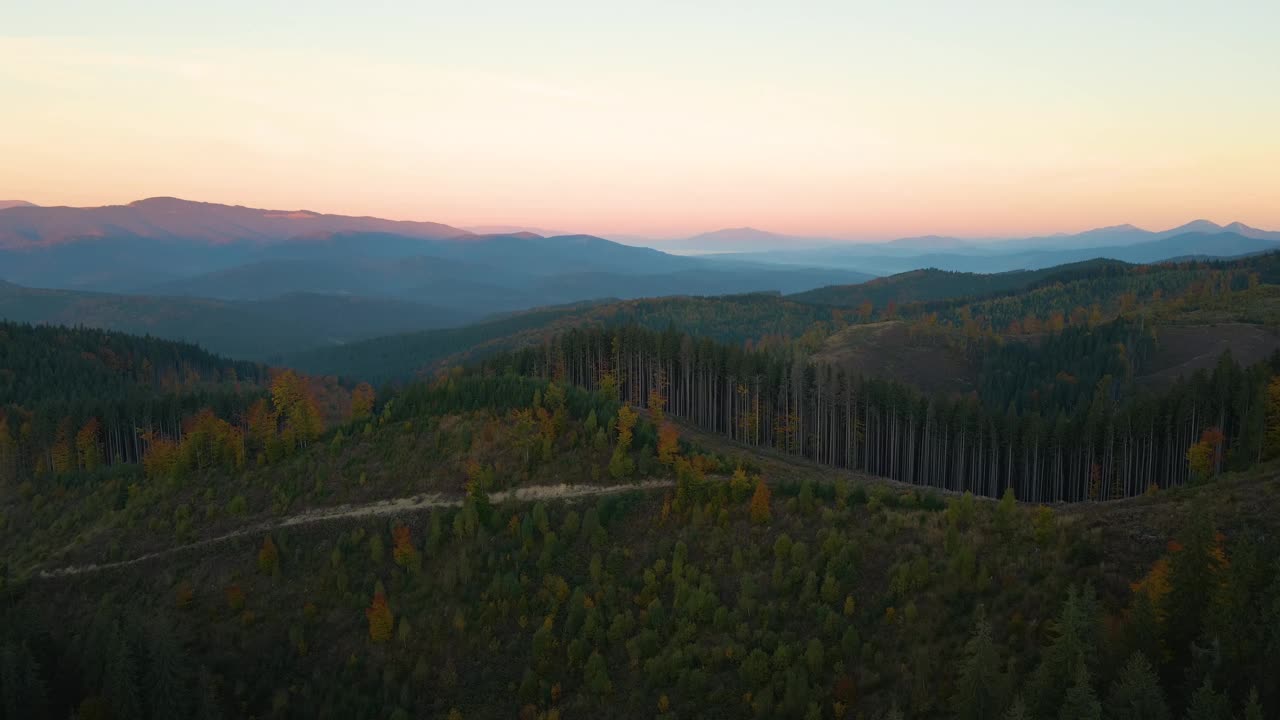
(3, 311, 1280, 718)
(3, 372, 1278, 718)
(3, 255, 1280, 719)
(283, 293, 850, 385)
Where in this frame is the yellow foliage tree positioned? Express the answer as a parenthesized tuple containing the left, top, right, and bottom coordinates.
(350, 382, 376, 422)
(609, 405, 637, 479)
(749, 479, 772, 524)
(258, 535, 279, 575)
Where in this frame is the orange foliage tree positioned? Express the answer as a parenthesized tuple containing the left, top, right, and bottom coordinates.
(367, 586, 394, 643)
(75, 417, 103, 472)
(392, 525, 418, 567)
(749, 479, 772, 524)
(657, 422, 680, 467)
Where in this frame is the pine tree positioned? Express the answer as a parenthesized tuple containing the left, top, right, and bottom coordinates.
(1105, 653, 1168, 720)
(1057, 667, 1101, 720)
(104, 626, 142, 720)
(1032, 586, 1100, 716)
(146, 626, 189, 720)
(953, 614, 1008, 720)
(1182, 677, 1230, 720)
(1242, 688, 1263, 720)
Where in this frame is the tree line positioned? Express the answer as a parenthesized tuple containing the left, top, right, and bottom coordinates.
(478, 323, 1279, 502)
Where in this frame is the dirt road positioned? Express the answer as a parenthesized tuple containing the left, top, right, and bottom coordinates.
(38, 480, 674, 579)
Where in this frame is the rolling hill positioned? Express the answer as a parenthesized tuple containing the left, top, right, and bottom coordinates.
(0, 281, 473, 359)
(6, 259, 1280, 719)
(789, 260, 1129, 308)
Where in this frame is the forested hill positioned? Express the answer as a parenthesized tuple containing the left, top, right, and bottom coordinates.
(284, 253, 1280, 388)
(0, 321, 266, 406)
(0, 281, 470, 360)
(2, 367, 1278, 719)
(788, 259, 1128, 309)
(0, 322, 270, 481)
(282, 293, 848, 385)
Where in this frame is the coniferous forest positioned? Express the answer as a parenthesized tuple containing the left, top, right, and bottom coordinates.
(4, 251, 1280, 720)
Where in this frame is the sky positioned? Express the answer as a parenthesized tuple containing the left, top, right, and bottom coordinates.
(2, 1, 1279, 240)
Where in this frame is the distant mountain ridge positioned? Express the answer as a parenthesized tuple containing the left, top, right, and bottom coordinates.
(664, 218, 1280, 256)
(0, 196, 472, 249)
(0, 200, 36, 210)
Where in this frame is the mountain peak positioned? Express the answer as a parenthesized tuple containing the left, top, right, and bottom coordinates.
(0, 200, 37, 210)
(1166, 219, 1223, 234)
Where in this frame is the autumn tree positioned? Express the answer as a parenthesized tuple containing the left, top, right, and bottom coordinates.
(75, 417, 103, 472)
(367, 585, 394, 643)
(350, 382, 376, 422)
(392, 525, 418, 568)
(657, 422, 680, 467)
(609, 405, 637, 479)
(245, 398, 278, 463)
(648, 378, 666, 425)
(271, 370, 324, 450)
(141, 433, 182, 481)
(749, 478, 772, 524)
(258, 535, 279, 575)
(1186, 428, 1224, 481)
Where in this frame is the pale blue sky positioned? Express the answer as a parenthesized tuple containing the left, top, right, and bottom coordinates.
(4, 1, 1278, 237)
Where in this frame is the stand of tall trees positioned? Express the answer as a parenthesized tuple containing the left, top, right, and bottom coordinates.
(482, 323, 1279, 502)
(0, 322, 268, 484)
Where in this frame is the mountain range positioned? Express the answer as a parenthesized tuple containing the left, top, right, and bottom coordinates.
(1, 196, 1277, 360)
(650, 219, 1280, 256)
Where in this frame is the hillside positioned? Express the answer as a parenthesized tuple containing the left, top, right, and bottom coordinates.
(282, 293, 853, 384)
(0, 281, 471, 360)
(3, 365, 1278, 718)
(789, 260, 1127, 309)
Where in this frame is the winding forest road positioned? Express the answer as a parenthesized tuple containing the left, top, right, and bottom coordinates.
(37, 480, 675, 580)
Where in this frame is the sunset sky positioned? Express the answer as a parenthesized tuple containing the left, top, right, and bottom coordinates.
(3, 1, 1278, 239)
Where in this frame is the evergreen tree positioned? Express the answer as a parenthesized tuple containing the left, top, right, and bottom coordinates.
(953, 614, 1008, 720)
(1105, 653, 1169, 720)
(145, 626, 189, 720)
(1181, 677, 1230, 720)
(1058, 667, 1101, 720)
